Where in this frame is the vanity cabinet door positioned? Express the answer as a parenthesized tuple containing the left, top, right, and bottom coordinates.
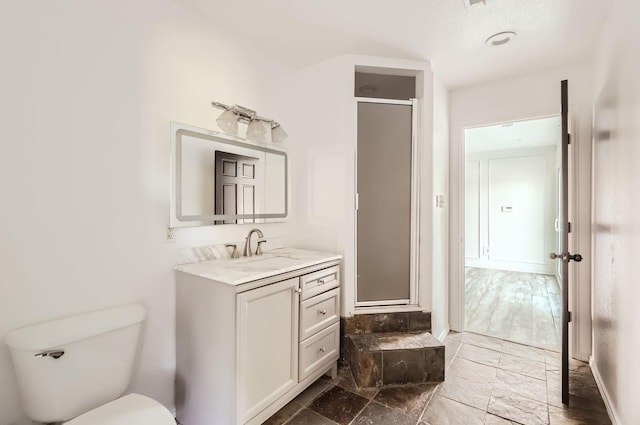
(236, 278, 299, 424)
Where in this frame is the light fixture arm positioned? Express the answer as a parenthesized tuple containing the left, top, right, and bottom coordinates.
(212, 100, 287, 141)
(211, 101, 281, 128)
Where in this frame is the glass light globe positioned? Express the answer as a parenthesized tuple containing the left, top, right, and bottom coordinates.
(271, 125, 288, 143)
(216, 110, 238, 135)
(246, 119, 267, 142)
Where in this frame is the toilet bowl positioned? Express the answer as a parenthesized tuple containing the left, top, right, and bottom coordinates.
(5, 304, 174, 425)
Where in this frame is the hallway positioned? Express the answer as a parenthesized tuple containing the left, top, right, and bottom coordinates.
(465, 268, 561, 350)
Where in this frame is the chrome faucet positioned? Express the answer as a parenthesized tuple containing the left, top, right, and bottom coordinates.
(243, 228, 266, 257)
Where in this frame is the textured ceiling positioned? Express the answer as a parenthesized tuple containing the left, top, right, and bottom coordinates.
(465, 116, 561, 153)
(177, 0, 612, 88)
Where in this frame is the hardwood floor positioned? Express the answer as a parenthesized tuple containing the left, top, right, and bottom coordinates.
(464, 267, 561, 351)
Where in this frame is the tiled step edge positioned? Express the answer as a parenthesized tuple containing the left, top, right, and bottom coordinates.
(347, 331, 445, 387)
(343, 312, 432, 335)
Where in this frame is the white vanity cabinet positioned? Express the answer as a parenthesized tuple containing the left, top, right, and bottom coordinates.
(237, 278, 299, 424)
(175, 250, 341, 425)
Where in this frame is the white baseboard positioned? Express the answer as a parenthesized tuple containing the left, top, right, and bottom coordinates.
(465, 259, 554, 275)
(435, 325, 450, 342)
(589, 356, 621, 425)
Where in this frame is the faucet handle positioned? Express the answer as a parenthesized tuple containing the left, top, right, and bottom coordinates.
(255, 239, 267, 256)
(225, 244, 240, 259)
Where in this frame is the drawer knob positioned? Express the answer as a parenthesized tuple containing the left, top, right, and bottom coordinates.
(319, 309, 327, 315)
(319, 347, 326, 353)
(318, 279, 326, 285)
(295, 288, 302, 293)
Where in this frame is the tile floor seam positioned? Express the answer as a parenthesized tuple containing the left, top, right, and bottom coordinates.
(345, 396, 370, 425)
(435, 390, 490, 413)
(416, 385, 438, 424)
(417, 358, 450, 424)
(279, 405, 305, 425)
(490, 373, 552, 424)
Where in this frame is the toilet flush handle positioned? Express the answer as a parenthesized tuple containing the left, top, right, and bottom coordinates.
(35, 350, 65, 359)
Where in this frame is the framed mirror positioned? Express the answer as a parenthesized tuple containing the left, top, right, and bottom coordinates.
(170, 122, 288, 227)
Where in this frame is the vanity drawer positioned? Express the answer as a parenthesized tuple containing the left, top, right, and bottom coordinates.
(299, 322, 340, 381)
(300, 288, 340, 340)
(300, 265, 339, 301)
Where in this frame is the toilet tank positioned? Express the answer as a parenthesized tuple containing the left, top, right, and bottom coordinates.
(5, 304, 146, 423)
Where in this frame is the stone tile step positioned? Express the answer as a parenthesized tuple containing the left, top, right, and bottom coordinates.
(347, 331, 445, 388)
(342, 311, 431, 335)
(350, 331, 443, 352)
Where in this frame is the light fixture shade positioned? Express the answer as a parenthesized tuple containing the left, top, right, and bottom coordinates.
(271, 125, 288, 143)
(246, 119, 267, 141)
(216, 110, 238, 135)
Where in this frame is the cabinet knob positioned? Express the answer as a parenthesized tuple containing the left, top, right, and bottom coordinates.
(319, 309, 327, 315)
(319, 347, 326, 353)
(295, 288, 302, 293)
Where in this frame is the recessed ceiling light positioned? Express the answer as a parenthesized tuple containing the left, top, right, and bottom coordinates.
(463, 0, 486, 8)
(486, 31, 517, 47)
(359, 84, 378, 95)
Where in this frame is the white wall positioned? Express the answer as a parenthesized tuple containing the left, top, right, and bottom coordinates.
(449, 63, 594, 361)
(285, 55, 435, 317)
(431, 76, 450, 340)
(591, 0, 640, 422)
(465, 147, 557, 275)
(0, 2, 293, 424)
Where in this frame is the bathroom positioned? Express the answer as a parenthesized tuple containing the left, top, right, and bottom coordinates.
(0, 0, 445, 422)
(2, 0, 637, 424)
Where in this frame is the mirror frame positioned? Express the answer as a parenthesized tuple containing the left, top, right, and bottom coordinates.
(169, 121, 289, 227)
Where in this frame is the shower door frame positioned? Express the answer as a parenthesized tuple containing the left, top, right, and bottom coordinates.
(354, 97, 420, 308)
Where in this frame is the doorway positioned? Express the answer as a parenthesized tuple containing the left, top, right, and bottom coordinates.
(353, 72, 419, 307)
(463, 116, 562, 350)
(355, 99, 418, 306)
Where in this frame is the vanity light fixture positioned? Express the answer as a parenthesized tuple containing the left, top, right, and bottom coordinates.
(212, 101, 288, 142)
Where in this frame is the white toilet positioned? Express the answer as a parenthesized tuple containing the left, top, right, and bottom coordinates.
(5, 304, 175, 425)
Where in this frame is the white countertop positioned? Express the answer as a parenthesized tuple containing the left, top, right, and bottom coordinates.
(174, 247, 342, 286)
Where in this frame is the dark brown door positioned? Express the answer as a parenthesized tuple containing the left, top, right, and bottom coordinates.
(550, 80, 583, 404)
(214, 151, 259, 224)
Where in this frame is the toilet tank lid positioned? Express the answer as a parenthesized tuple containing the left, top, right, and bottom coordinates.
(5, 304, 146, 351)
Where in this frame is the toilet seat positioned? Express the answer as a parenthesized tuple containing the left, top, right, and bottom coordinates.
(63, 393, 175, 425)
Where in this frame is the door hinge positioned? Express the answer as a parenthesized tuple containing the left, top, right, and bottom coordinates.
(567, 222, 572, 233)
(568, 133, 571, 145)
(567, 311, 572, 323)
(355, 193, 359, 211)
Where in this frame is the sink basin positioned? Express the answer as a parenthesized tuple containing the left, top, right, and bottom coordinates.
(238, 256, 301, 270)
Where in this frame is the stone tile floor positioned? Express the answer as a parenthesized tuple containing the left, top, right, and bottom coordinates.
(263, 332, 611, 425)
